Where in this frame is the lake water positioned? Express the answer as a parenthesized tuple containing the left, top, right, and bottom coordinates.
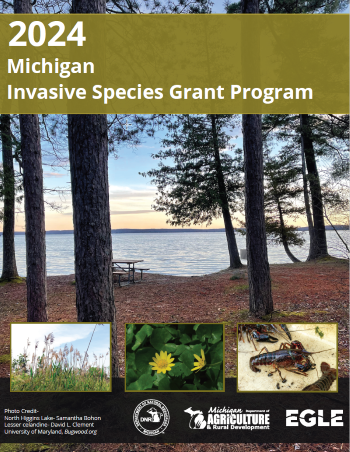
(0, 230, 348, 277)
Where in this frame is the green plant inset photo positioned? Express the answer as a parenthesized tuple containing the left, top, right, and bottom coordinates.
(125, 323, 224, 391)
(11, 322, 112, 392)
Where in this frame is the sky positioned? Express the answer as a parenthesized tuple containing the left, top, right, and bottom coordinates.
(11, 323, 111, 368)
(2, 0, 348, 232)
(9, 119, 249, 232)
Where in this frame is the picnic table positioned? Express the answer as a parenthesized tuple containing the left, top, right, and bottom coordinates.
(112, 259, 149, 286)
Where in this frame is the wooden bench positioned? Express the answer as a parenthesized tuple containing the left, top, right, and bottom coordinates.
(117, 267, 150, 280)
(112, 270, 128, 286)
(135, 268, 150, 280)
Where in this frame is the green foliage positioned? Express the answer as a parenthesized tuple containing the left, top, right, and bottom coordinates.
(11, 366, 110, 392)
(126, 323, 224, 391)
(0, 353, 10, 363)
(315, 326, 324, 339)
(263, 151, 305, 251)
(140, 114, 243, 227)
(225, 0, 348, 14)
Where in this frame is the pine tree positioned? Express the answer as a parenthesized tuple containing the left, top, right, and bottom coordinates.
(264, 152, 305, 263)
(0, 115, 19, 280)
(14, 0, 47, 321)
(68, 0, 117, 376)
(241, 0, 273, 317)
(142, 114, 243, 268)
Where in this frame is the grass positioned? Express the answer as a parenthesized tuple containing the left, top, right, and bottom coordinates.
(224, 283, 249, 294)
(0, 277, 25, 286)
(0, 353, 10, 363)
(11, 326, 110, 392)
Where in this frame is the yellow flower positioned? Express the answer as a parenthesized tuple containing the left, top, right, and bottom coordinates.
(191, 349, 206, 372)
(149, 350, 175, 374)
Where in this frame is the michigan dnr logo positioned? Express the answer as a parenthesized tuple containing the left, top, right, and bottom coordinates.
(184, 407, 270, 430)
(133, 399, 170, 436)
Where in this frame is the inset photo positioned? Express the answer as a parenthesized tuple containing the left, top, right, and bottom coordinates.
(237, 323, 337, 392)
(125, 323, 224, 391)
(11, 323, 112, 392)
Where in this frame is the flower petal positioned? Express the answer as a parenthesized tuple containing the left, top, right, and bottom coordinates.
(201, 349, 205, 360)
(193, 354, 200, 361)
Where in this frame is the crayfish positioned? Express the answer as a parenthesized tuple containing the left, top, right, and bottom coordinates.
(302, 362, 337, 391)
(238, 323, 291, 351)
(249, 340, 331, 383)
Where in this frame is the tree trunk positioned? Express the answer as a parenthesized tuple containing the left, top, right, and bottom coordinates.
(242, 115, 273, 316)
(299, 120, 317, 260)
(68, 114, 117, 376)
(69, 0, 117, 378)
(14, 0, 47, 321)
(241, 0, 273, 317)
(299, 114, 328, 259)
(1, 115, 19, 280)
(276, 198, 301, 263)
(20, 115, 48, 321)
(210, 115, 242, 268)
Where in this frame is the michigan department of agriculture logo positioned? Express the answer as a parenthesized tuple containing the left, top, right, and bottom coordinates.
(133, 399, 170, 436)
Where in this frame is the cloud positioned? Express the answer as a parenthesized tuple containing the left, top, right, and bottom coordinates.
(110, 210, 154, 215)
(109, 191, 156, 200)
(11, 324, 97, 361)
(43, 172, 64, 178)
(109, 185, 156, 200)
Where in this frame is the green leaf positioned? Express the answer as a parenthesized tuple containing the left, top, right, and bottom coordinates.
(179, 334, 192, 344)
(125, 369, 139, 386)
(173, 344, 188, 356)
(150, 327, 172, 351)
(127, 373, 155, 390)
(179, 349, 196, 371)
(168, 362, 192, 378)
(178, 324, 194, 337)
(165, 326, 180, 337)
(163, 343, 177, 353)
(206, 365, 220, 382)
(132, 324, 154, 351)
(158, 376, 171, 390)
(196, 324, 223, 343)
(135, 347, 157, 374)
(126, 324, 135, 346)
(217, 371, 224, 390)
(208, 341, 223, 365)
(190, 343, 204, 357)
(126, 352, 136, 371)
(153, 372, 167, 387)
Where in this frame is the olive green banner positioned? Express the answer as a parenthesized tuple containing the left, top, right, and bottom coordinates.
(0, 14, 348, 113)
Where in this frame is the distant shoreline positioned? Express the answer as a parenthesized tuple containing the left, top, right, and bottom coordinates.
(9, 226, 349, 235)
